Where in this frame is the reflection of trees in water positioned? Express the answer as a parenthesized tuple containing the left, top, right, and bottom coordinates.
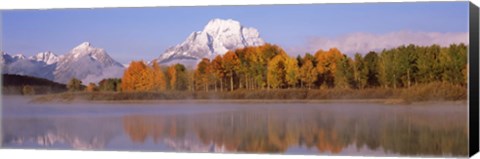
(379, 111, 468, 156)
(122, 108, 467, 156)
(123, 116, 186, 144)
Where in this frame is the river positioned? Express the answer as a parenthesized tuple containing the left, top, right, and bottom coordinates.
(1, 96, 468, 157)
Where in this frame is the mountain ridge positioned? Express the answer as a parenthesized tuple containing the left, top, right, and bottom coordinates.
(2, 18, 266, 82)
(153, 18, 265, 67)
(1, 42, 125, 84)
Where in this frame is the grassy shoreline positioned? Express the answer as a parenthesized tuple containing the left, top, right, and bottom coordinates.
(31, 82, 467, 105)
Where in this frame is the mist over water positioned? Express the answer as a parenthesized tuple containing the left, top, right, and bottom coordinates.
(1, 96, 468, 157)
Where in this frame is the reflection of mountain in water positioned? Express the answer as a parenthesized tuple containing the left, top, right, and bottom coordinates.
(2, 117, 120, 150)
(121, 107, 468, 156)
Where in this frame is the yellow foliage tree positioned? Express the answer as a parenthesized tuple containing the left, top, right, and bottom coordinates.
(167, 65, 177, 90)
(285, 57, 299, 88)
(152, 60, 167, 91)
(315, 48, 344, 88)
(267, 53, 288, 89)
(299, 59, 318, 89)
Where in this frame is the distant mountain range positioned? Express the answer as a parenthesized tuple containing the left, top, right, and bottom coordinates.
(1, 18, 265, 84)
(1, 42, 124, 84)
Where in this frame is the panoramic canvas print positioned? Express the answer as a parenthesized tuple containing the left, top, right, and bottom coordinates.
(1, 1, 471, 157)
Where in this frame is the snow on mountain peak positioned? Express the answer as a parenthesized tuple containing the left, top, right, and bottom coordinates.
(30, 51, 59, 65)
(54, 42, 124, 84)
(76, 42, 92, 48)
(155, 18, 265, 66)
(203, 19, 242, 35)
(2, 42, 125, 84)
(13, 54, 26, 60)
(68, 42, 109, 61)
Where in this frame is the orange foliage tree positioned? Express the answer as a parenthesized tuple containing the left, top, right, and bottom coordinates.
(211, 55, 225, 91)
(86, 82, 97, 92)
(121, 60, 167, 92)
(315, 48, 344, 88)
(195, 58, 212, 92)
(167, 65, 177, 90)
(222, 51, 241, 91)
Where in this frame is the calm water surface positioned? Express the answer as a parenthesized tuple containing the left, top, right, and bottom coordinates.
(1, 96, 468, 157)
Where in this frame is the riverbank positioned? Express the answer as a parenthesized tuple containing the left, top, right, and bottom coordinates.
(31, 82, 466, 104)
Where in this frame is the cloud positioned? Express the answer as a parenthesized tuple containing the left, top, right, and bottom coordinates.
(286, 31, 468, 57)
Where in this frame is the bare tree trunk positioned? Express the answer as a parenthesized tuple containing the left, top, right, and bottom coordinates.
(245, 75, 248, 90)
(205, 83, 208, 92)
(407, 69, 411, 88)
(393, 74, 397, 89)
(230, 75, 234, 92)
(230, 71, 234, 92)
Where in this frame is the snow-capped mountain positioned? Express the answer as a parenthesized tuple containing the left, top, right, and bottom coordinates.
(1, 52, 27, 66)
(29, 51, 59, 65)
(154, 18, 265, 67)
(1, 52, 11, 65)
(2, 51, 56, 80)
(1, 42, 125, 84)
(3, 58, 57, 80)
(12, 54, 26, 60)
(53, 42, 124, 84)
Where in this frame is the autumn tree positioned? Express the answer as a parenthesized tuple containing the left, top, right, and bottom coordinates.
(151, 61, 167, 91)
(267, 54, 287, 89)
(195, 58, 211, 92)
(167, 65, 177, 90)
(186, 69, 195, 91)
(99, 78, 121, 92)
(121, 60, 167, 92)
(352, 53, 368, 89)
(416, 45, 440, 83)
(334, 55, 354, 89)
(122, 61, 148, 91)
(67, 77, 82, 92)
(315, 48, 343, 88)
(299, 59, 318, 89)
(167, 64, 189, 91)
(211, 55, 225, 92)
(363, 51, 380, 87)
(396, 45, 418, 88)
(188, 43, 468, 91)
(245, 46, 267, 89)
(86, 82, 97, 92)
(285, 57, 299, 88)
(176, 64, 189, 91)
(223, 51, 241, 91)
(439, 44, 467, 85)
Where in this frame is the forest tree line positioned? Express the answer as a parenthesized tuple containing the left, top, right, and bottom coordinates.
(70, 43, 467, 93)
